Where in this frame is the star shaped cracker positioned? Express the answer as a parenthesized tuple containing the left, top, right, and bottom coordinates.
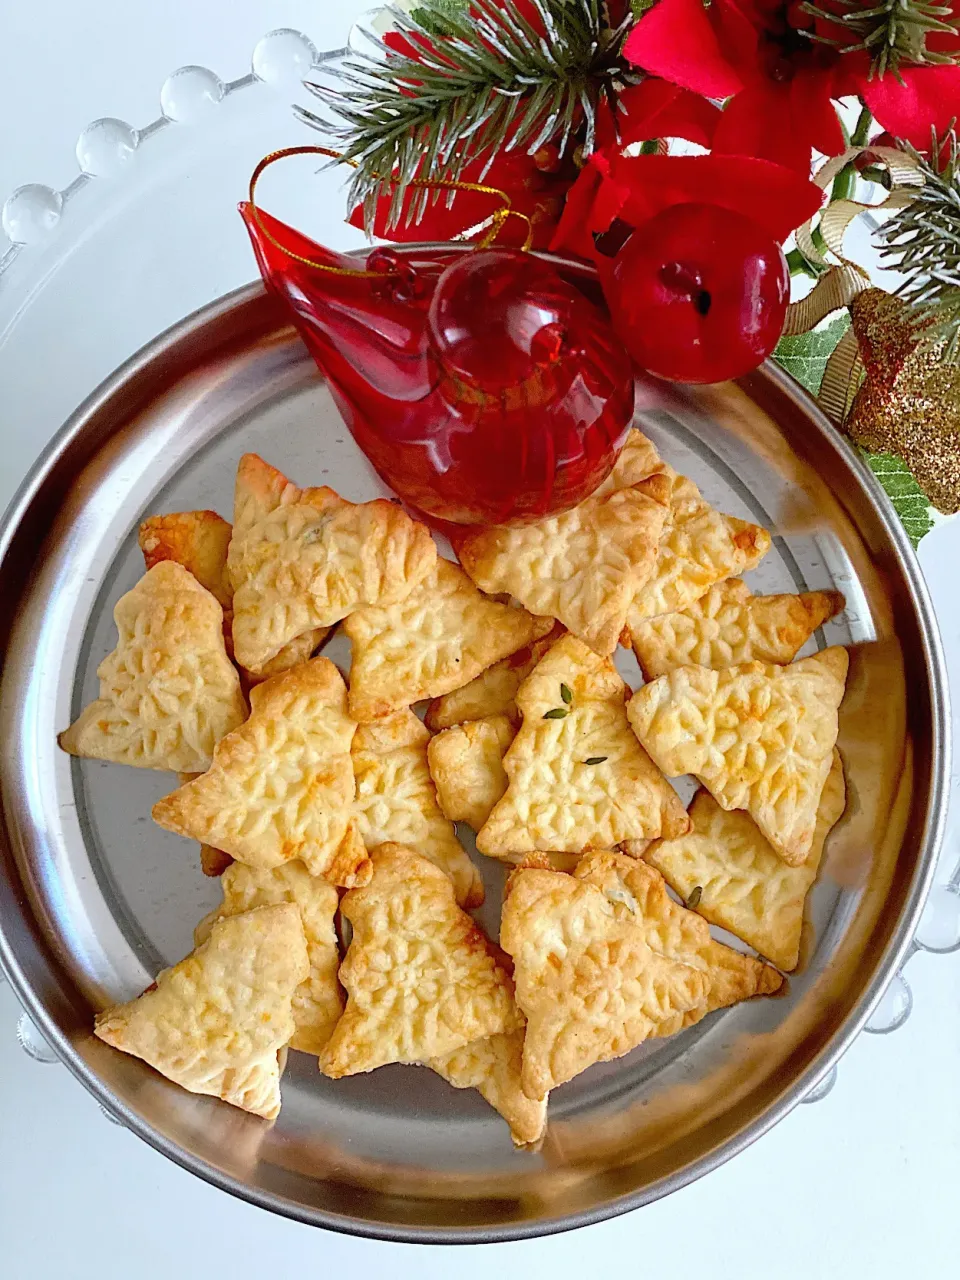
(139, 508, 332, 681)
(477, 635, 690, 858)
(428, 713, 516, 833)
(429, 1029, 547, 1148)
(152, 656, 370, 887)
(573, 852, 782, 1026)
(627, 469, 771, 626)
(195, 860, 344, 1055)
(344, 558, 543, 721)
(95, 904, 308, 1119)
(455, 473, 671, 656)
(58, 561, 247, 773)
(500, 866, 709, 1098)
(646, 751, 846, 970)
(228, 454, 436, 672)
(352, 710, 483, 907)
(627, 580, 845, 679)
(628, 648, 849, 865)
(425, 623, 563, 731)
(320, 844, 522, 1078)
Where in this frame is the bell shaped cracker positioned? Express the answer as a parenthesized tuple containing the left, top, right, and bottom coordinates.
(428, 714, 516, 832)
(500, 867, 709, 1097)
(95, 904, 308, 1119)
(59, 562, 246, 773)
(574, 852, 782, 1029)
(228, 453, 436, 672)
(647, 752, 846, 970)
(153, 657, 370, 887)
(628, 648, 849, 865)
(344, 558, 542, 721)
(352, 710, 483, 907)
(629, 579, 845, 679)
(456, 474, 671, 656)
(477, 635, 689, 858)
(139, 508, 331, 680)
(195, 861, 343, 1055)
(429, 1030, 547, 1148)
(627, 471, 770, 625)
(425, 624, 563, 731)
(320, 844, 521, 1078)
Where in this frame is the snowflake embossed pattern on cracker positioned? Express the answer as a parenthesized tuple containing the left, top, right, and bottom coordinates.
(59, 425, 863, 1136)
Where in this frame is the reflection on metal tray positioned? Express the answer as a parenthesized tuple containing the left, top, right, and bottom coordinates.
(0, 252, 947, 1242)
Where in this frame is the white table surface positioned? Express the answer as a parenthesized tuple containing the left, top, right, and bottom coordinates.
(1, 4, 959, 1277)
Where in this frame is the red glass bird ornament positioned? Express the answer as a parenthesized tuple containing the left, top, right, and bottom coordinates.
(241, 204, 635, 525)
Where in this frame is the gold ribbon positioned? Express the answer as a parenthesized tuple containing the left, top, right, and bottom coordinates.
(247, 145, 534, 279)
(781, 262, 871, 338)
(783, 144, 925, 422)
(793, 144, 923, 269)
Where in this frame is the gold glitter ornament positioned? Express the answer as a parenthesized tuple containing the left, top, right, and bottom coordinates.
(844, 289, 960, 515)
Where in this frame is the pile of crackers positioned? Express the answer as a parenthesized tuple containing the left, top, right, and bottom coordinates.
(59, 431, 849, 1148)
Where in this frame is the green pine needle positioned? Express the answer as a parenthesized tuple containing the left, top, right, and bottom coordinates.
(803, 0, 960, 79)
(303, 0, 634, 233)
(860, 449, 935, 546)
(876, 131, 960, 362)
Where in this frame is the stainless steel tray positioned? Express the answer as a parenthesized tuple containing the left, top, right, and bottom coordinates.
(0, 257, 948, 1242)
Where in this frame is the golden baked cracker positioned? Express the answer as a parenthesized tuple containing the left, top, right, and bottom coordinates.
(152, 656, 370, 887)
(344, 558, 542, 721)
(573, 851, 782, 1030)
(200, 844, 235, 877)
(425, 624, 564, 731)
(428, 714, 516, 832)
(629, 579, 846, 679)
(456, 474, 671, 656)
(429, 1030, 547, 1148)
(139, 511, 234, 608)
(320, 844, 521, 1078)
(228, 453, 437, 672)
(627, 470, 771, 624)
(646, 751, 846, 970)
(596, 428, 666, 493)
(59, 561, 246, 773)
(500, 867, 709, 1097)
(95, 904, 308, 1119)
(352, 710, 483, 907)
(247, 626, 333, 682)
(628, 647, 848, 865)
(195, 861, 343, 1055)
(477, 635, 690, 858)
(139, 507, 330, 680)
(178, 773, 235, 877)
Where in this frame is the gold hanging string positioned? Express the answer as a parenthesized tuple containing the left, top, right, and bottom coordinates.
(247, 145, 534, 279)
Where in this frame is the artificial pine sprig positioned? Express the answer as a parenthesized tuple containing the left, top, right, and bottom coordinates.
(876, 131, 960, 360)
(301, 0, 634, 232)
(803, 0, 960, 80)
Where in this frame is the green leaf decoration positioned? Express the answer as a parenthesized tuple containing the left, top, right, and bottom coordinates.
(860, 449, 935, 548)
(773, 315, 851, 397)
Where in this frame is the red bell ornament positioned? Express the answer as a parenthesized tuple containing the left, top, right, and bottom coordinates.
(241, 204, 636, 525)
(604, 202, 790, 384)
